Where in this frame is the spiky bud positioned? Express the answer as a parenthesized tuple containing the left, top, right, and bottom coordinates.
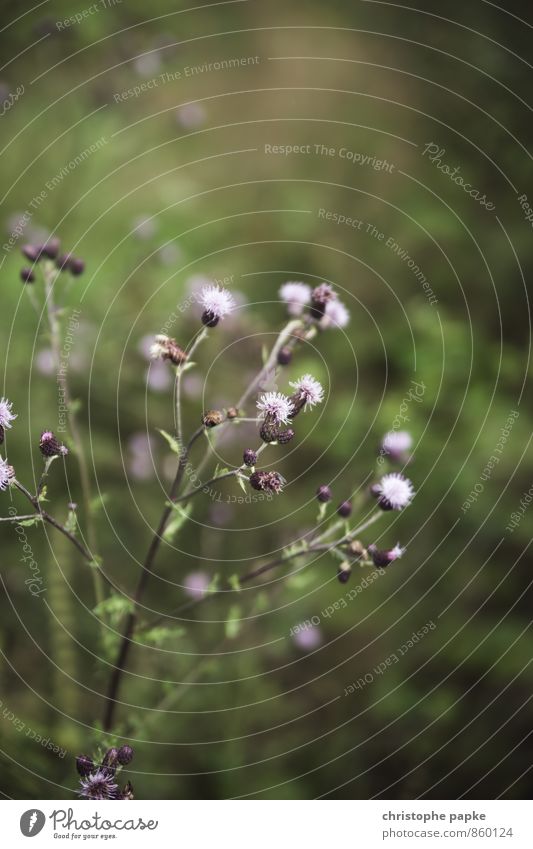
(249, 470, 285, 494)
(41, 238, 61, 259)
(337, 500, 352, 518)
(226, 406, 239, 419)
(20, 267, 35, 283)
(55, 253, 72, 270)
(259, 420, 279, 443)
(117, 745, 134, 766)
(277, 428, 295, 445)
(337, 561, 352, 584)
(102, 747, 119, 768)
(69, 257, 85, 276)
(40, 430, 68, 457)
(277, 346, 293, 366)
(76, 755, 94, 777)
(202, 409, 224, 428)
(243, 448, 257, 467)
(316, 484, 332, 503)
(21, 244, 42, 262)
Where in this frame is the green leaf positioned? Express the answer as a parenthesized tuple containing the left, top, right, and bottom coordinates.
(38, 486, 49, 503)
(17, 516, 43, 527)
(89, 493, 110, 515)
(137, 625, 186, 646)
(94, 594, 134, 626)
(236, 474, 247, 494)
(228, 574, 241, 592)
(163, 503, 192, 542)
(316, 501, 328, 523)
(225, 604, 242, 639)
(158, 429, 181, 457)
(207, 573, 220, 593)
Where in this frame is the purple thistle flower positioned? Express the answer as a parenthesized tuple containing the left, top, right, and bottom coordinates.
(199, 284, 234, 327)
(78, 768, 119, 800)
(289, 374, 324, 411)
(381, 430, 413, 462)
(257, 391, 293, 425)
(279, 281, 311, 316)
(373, 473, 414, 511)
(40, 431, 68, 458)
(368, 543, 405, 567)
(0, 398, 16, 430)
(320, 299, 350, 330)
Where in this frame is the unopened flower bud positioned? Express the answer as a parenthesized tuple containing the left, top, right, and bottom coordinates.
(337, 561, 352, 584)
(337, 500, 352, 518)
(56, 253, 72, 270)
(202, 409, 223, 428)
(277, 428, 295, 445)
(226, 406, 239, 419)
(277, 346, 293, 366)
(117, 745, 134, 765)
(249, 470, 285, 494)
(69, 257, 85, 276)
(76, 755, 94, 777)
(40, 430, 68, 457)
(20, 267, 35, 283)
(21, 244, 42, 262)
(102, 747, 119, 768)
(259, 420, 279, 443)
(346, 539, 367, 560)
(243, 448, 257, 467)
(316, 484, 332, 503)
(41, 237, 61, 259)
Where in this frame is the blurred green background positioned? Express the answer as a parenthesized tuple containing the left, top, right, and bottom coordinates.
(0, 0, 531, 799)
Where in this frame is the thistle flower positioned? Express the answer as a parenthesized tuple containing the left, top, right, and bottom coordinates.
(310, 283, 336, 318)
(381, 430, 413, 462)
(202, 409, 224, 428)
(257, 391, 293, 425)
(20, 268, 35, 283)
(21, 244, 42, 263)
(320, 299, 350, 330)
(279, 281, 311, 316)
(277, 428, 295, 445)
(149, 335, 188, 366)
(199, 284, 234, 327)
(289, 374, 324, 413)
(337, 500, 352, 518)
(316, 484, 332, 503)
(76, 755, 94, 777)
(117, 745, 134, 766)
(40, 431, 68, 458)
(368, 543, 405, 567)
(78, 768, 119, 800)
(243, 448, 257, 467)
(0, 458, 15, 491)
(0, 398, 16, 430)
(373, 473, 414, 511)
(249, 470, 285, 494)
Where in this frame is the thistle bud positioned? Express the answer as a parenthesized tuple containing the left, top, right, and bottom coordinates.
(277, 428, 295, 445)
(243, 449, 257, 467)
(277, 346, 293, 366)
(249, 470, 285, 494)
(41, 237, 61, 259)
(40, 430, 68, 457)
(69, 257, 85, 276)
(150, 335, 188, 366)
(368, 543, 404, 567)
(202, 409, 223, 428)
(346, 539, 367, 561)
(56, 253, 72, 271)
(337, 500, 352, 518)
(117, 745, 134, 765)
(21, 244, 42, 262)
(226, 406, 239, 419)
(76, 755, 94, 777)
(20, 267, 35, 283)
(259, 420, 279, 443)
(316, 484, 332, 503)
(102, 747, 119, 768)
(337, 561, 352, 584)
(310, 283, 336, 319)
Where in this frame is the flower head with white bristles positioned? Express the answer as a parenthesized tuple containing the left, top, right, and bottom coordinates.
(279, 281, 311, 316)
(289, 374, 324, 411)
(199, 284, 235, 327)
(0, 398, 16, 430)
(0, 457, 14, 491)
(368, 542, 405, 567)
(78, 768, 119, 800)
(321, 299, 350, 330)
(381, 430, 413, 461)
(374, 473, 414, 511)
(257, 391, 293, 425)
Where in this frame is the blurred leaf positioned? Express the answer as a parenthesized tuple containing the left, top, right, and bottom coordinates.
(158, 429, 181, 457)
(225, 605, 242, 639)
(162, 503, 192, 542)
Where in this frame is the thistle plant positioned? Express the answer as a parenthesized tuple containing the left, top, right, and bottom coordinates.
(1, 243, 418, 797)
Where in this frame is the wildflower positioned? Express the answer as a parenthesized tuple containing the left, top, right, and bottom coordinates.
(200, 284, 234, 327)
(337, 560, 352, 584)
(277, 428, 295, 444)
(257, 391, 293, 425)
(0, 398, 16, 430)
(310, 283, 336, 318)
(20, 268, 35, 283)
(0, 458, 14, 491)
(320, 299, 350, 330)
(76, 755, 94, 777)
(202, 409, 224, 428)
(316, 484, 332, 503)
(337, 500, 352, 518)
(292, 624, 323, 650)
(243, 448, 257, 467)
(381, 430, 413, 462)
(78, 768, 119, 800)
(40, 430, 68, 458)
(368, 543, 405, 567)
(373, 473, 414, 511)
(279, 281, 311, 316)
(249, 470, 285, 494)
(149, 335, 188, 366)
(277, 345, 293, 366)
(117, 745, 134, 766)
(289, 374, 324, 413)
